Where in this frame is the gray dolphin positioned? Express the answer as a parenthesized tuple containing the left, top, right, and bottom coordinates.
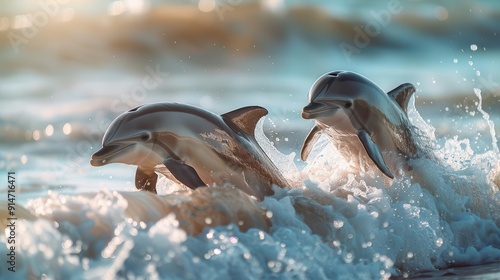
(300, 71, 417, 179)
(90, 103, 288, 200)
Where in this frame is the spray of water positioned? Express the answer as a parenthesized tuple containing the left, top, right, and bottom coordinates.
(473, 87, 499, 154)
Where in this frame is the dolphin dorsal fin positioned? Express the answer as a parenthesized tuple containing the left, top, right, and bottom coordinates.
(387, 83, 415, 114)
(222, 106, 268, 137)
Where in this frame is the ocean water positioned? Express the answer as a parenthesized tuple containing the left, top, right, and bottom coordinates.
(1, 1, 500, 279)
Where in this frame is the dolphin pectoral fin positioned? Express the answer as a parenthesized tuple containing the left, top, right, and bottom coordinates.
(222, 106, 268, 137)
(135, 167, 158, 194)
(357, 130, 394, 179)
(163, 158, 206, 189)
(301, 125, 322, 161)
(387, 83, 416, 114)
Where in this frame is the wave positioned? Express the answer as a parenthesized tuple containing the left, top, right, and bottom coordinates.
(1, 99, 499, 279)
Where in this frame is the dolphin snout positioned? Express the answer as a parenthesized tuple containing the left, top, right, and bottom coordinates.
(301, 110, 312, 119)
(90, 158, 105, 166)
(90, 144, 133, 166)
(302, 102, 328, 119)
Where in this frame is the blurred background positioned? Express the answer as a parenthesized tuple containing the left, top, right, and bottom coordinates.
(0, 0, 499, 201)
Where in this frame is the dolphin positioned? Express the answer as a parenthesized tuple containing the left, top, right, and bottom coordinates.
(90, 103, 288, 200)
(300, 71, 417, 179)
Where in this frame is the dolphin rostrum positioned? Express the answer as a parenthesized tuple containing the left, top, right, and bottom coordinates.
(300, 71, 417, 179)
(90, 103, 288, 200)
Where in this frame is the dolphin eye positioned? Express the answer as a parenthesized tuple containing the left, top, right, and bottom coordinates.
(140, 133, 151, 141)
(344, 101, 352, 108)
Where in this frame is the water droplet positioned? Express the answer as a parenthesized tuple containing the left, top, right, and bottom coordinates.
(229, 236, 238, 244)
(258, 231, 265, 240)
(436, 238, 443, 247)
(333, 220, 344, 229)
(453, 58, 458, 63)
(468, 61, 474, 66)
(345, 252, 354, 263)
(267, 260, 275, 268)
(266, 211, 273, 218)
(62, 239, 72, 249)
(470, 44, 478, 51)
(205, 217, 212, 225)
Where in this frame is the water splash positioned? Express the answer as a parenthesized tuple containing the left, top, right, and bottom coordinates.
(473, 87, 499, 154)
(2, 98, 500, 279)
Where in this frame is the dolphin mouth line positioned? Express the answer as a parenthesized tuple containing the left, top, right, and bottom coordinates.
(90, 143, 134, 166)
(302, 105, 339, 119)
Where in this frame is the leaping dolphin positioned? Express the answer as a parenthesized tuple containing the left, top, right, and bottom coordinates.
(300, 71, 417, 179)
(90, 103, 288, 200)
